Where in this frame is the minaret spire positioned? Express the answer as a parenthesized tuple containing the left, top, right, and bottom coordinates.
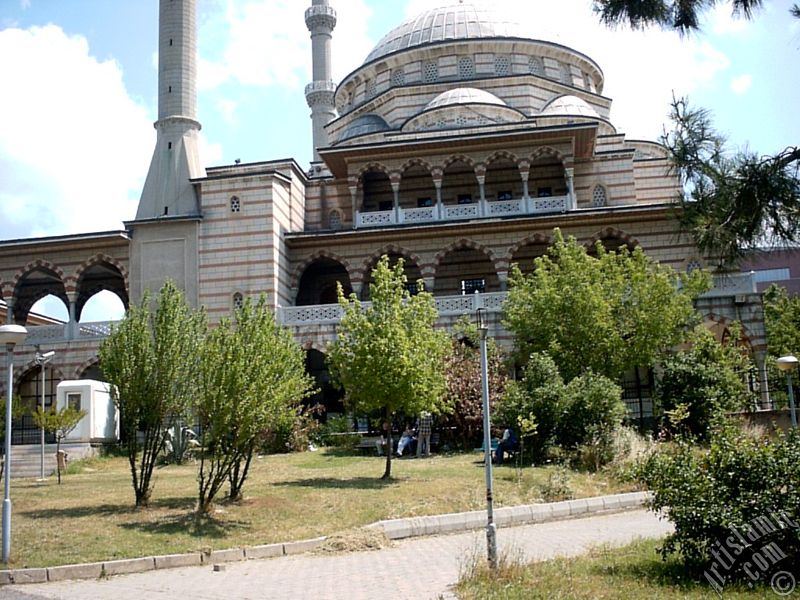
(305, 0, 337, 164)
(136, 0, 205, 221)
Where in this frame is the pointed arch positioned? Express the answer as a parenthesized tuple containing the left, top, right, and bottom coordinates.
(441, 154, 476, 170)
(400, 157, 433, 175)
(529, 146, 568, 165)
(357, 161, 391, 181)
(434, 239, 501, 296)
(506, 233, 551, 273)
(360, 245, 424, 299)
(12, 260, 69, 325)
(585, 227, 640, 255)
(484, 150, 519, 166)
(292, 250, 355, 291)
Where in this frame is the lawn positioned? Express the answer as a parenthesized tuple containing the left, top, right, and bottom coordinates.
(8, 448, 634, 568)
(456, 538, 781, 599)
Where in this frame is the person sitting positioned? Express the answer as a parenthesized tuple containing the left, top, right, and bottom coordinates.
(494, 427, 518, 465)
(396, 424, 416, 457)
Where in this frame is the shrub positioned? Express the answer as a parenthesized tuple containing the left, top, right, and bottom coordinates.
(496, 352, 625, 469)
(319, 415, 361, 449)
(658, 326, 754, 440)
(637, 423, 800, 584)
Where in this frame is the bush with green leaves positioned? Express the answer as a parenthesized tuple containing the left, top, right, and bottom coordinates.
(496, 352, 625, 469)
(637, 424, 800, 583)
(318, 414, 360, 449)
(657, 326, 754, 440)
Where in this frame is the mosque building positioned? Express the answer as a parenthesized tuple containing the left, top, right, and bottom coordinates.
(0, 0, 768, 450)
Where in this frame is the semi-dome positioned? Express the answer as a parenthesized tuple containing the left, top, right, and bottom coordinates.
(338, 113, 392, 142)
(540, 95, 600, 118)
(424, 87, 507, 111)
(364, 2, 528, 64)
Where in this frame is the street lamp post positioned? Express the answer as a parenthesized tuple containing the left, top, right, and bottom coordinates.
(777, 355, 799, 428)
(1, 324, 27, 564)
(34, 348, 55, 480)
(476, 306, 498, 570)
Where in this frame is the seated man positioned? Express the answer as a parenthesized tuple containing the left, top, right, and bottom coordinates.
(494, 427, 518, 465)
(396, 424, 416, 457)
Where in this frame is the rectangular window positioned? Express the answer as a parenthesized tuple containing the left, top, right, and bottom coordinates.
(537, 187, 552, 197)
(496, 190, 513, 201)
(457, 193, 473, 204)
(378, 200, 393, 211)
(67, 393, 81, 412)
(417, 197, 433, 208)
(461, 278, 485, 295)
(405, 282, 419, 296)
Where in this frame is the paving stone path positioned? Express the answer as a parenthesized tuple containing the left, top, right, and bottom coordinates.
(7, 510, 672, 600)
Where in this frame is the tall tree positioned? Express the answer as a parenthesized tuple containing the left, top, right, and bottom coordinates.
(593, 0, 798, 34)
(592, 1, 800, 266)
(763, 283, 800, 359)
(504, 229, 710, 382)
(196, 296, 314, 514)
(99, 281, 205, 507)
(328, 256, 451, 479)
(664, 97, 800, 266)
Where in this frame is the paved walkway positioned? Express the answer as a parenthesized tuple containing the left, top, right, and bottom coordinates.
(7, 510, 672, 600)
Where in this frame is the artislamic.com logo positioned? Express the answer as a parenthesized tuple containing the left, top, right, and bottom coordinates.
(704, 511, 798, 596)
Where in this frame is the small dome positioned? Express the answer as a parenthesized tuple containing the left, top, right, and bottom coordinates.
(339, 114, 391, 142)
(540, 95, 600, 118)
(425, 87, 507, 111)
(364, 2, 528, 64)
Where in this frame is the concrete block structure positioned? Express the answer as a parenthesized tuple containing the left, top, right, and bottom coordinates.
(0, 1, 771, 455)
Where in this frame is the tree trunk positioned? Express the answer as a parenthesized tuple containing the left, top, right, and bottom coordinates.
(381, 430, 393, 479)
(56, 437, 62, 485)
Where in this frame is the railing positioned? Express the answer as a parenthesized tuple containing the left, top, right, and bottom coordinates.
(355, 195, 570, 229)
(23, 320, 117, 346)
(278, 293, 506, 327)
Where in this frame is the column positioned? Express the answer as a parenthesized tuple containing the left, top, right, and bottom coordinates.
(519, 160, 531, 213)
(565, 167, 576, 210)
(390, 175, 401, 224)
(432, 168, 443, 221)
(349, 183, 359, 229)
(475, 164, 487, 217)
(67, 294, 78, 340)
(4, 299, 12, 324)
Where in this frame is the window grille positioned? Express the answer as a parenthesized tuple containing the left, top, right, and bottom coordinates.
(390, 68, 405, 87)
(458, 56, 475, 79)
(495, 55, 510, 76)
(461, 278, 486, 295)
(230, 196, 241, 213)
(423, 60, 439, 83)
(592, 185, 607, 207)
(529, 56, 544, 76)
(232, 292, 244, 311)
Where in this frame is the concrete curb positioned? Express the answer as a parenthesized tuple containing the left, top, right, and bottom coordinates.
(0, 491, 651, 586)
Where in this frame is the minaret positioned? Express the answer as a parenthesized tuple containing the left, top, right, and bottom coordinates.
(305, 0, 337, 164)
(136, 0, 206, 220)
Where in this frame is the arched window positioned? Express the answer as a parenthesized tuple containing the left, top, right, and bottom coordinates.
(494, 55, 511, 77)
(528, 56, 544, 77)
(329, 210, 342, 230)
(686, 259, 703, 273)
(458, 56, 475, 79)
(232, 292, 244, 312)
(230, 196, 241, 213)
(592, 185, 608, 208)
(366, 78, 377, 99)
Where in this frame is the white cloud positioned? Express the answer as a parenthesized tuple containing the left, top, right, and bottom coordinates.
(0, 25, 153, 239)
(198, 0, 373, 91)
(730, 73, 753, 95)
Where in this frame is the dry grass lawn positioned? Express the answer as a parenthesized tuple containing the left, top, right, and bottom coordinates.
(9, 448, 635, 568)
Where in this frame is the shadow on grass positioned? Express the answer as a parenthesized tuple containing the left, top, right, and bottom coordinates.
(19, 496, 197, 520)
(119, 512, 247, 539)
(282, 476, 399, 490)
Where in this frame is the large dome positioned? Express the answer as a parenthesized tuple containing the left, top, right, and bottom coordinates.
(364, 2, 528, 64)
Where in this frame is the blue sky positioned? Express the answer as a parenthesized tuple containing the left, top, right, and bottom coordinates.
(0, 0, 798, 320)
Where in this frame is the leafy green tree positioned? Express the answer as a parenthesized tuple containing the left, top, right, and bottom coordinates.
(504, 229, 709, 382)
(593, 0, 798, 34)
(328, 256, 450, 479)
(658, 326, 754, 439)
(196, 296, 314, 513)
(31, 405, 86, 484)
(99, 281, 205, 507)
